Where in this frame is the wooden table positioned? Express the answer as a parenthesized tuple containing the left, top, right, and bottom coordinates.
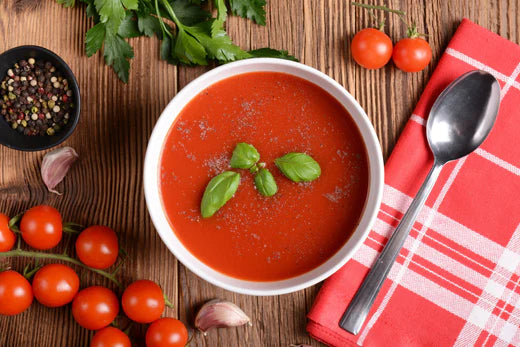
(0, 0, 518, 345)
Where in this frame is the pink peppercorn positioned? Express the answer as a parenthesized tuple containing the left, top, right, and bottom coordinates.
(38, 113, 44, 119)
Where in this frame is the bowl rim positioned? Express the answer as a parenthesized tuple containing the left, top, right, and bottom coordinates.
(144, 58, 384, 296)
(0, 45, 81, 151)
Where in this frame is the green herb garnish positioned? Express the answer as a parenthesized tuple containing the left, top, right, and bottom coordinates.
(275, 152, 321, 182)
(200, 145, 321, 218)
(254, 168, 277, 197)
(201, 171, 240, 218)
(57, 0, 297, 83)
(230, 142, 260, 169)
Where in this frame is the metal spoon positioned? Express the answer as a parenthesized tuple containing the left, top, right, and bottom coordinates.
(340, 70, 501, 335)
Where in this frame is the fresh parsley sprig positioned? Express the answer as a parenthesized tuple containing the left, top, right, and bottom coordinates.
(57, 0, 297, 83)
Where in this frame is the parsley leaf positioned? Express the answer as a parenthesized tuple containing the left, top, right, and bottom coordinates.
(121, 0, 138, 10)
(214, 0, 227, 21)
(160, 35, 178, 64)
(104, 31, 134, 82)
(94, 0, 138, 33)
(137, 13, 162, 37)
(118, 13, 142, 37)
(174, 28, 208, 65)
(136, 0, 163, 37)
(172, 0, 211, 25)
(249, 48, 298, 61)
(86, 23, 106, 56)
(228, 0, 265, 25)
(57, 0, 76, 7)
(185, 20, 250, 62)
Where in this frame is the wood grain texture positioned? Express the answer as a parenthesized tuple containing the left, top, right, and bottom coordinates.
(0, 0, 518, 346)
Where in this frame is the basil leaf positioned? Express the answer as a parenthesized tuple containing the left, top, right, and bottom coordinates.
(275, 152, 321, 182)
(230, 143, 260, 169)
(201, 171, 240, 218)
(254, 168, 277, 197)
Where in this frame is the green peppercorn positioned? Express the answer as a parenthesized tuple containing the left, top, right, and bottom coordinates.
(8, 92, 16, 100)
(21, 120, 27, 127)
(53, 124, 61, 132)
(11, 122, 17, 129)
(46, 127, 55, 136)
(47, 100, 55, 109)
(31, 106, 38, 113)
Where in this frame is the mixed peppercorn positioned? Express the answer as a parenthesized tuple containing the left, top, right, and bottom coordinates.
(0, 59, 74, 136)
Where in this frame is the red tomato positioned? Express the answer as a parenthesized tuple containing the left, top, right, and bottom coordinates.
(0, 213, 16, 252)
(72, 286, 119, 330)
(145, 318, 188, 347)
(76, 226, 119, 269)
(90, 327, 131, 347)
(32, 264, 79, 307)
(122, 280, 165, 323)
(392, 38, 432, 72)
(20, 205, 62, 250)
(0, 270, 33, 315)
(351, 28, 393, 69)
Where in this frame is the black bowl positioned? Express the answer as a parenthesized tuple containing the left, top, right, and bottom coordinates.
(0, 45, 80, 151)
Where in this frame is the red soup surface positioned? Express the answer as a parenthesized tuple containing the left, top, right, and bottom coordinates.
(159, 72, 369, 282)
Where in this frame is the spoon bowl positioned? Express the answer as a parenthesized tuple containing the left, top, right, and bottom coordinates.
(427, 70, 501, 163)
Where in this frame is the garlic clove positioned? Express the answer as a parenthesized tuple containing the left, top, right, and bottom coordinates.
(195, 299, 251, 335)
(41, 146, 78, 195)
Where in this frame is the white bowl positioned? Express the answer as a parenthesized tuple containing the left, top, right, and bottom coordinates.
(144, 58, 384, 296)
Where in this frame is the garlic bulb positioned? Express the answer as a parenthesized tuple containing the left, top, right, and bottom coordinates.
(41, 146, 78, 195)
(195, 299, 251, 335)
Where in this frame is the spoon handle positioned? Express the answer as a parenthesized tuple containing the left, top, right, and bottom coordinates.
(339, 161, 444, 335)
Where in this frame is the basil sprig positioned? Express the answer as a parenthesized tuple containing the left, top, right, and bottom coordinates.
(275, 153, 321, 182)
(200, 171, 240, 218)
(254, 168, 278, 197)
(230, 143, 260, 169)
(200, 144, 321, 218)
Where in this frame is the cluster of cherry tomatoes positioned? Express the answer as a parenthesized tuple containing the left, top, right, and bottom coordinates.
(0, 205, 188, 347)
(351, 28, 432, 72)
(350, 3, 432, 72)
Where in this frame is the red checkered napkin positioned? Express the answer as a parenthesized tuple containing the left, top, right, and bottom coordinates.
(307, 19, 520, 347)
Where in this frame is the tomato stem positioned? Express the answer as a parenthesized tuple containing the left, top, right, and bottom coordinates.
(352, 2, 422, 37)
(406, 22, 428, 38)
(62, 222, 84, 234)
(0, 249, 122, 289)
(22, 260, 42, 279)
(163, 293, 174, 308)
(8, 213, 23, 231)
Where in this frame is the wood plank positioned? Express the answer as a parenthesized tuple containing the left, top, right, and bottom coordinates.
(0, 0, 518, 346)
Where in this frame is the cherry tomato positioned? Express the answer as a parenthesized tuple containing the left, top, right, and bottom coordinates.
(0, 213, 16, 252)
(20, 205, 62, 250)
(351, 28, 393, 69)
(0, 270, 33, 315)
(90, 327, 131, 347)
(72, 286, 119, 330)
(392, 37, 432, 72)
(32, 264, 79, 307)
(76, 226, 119, 269)
(122, 280, 165, 323)
(145, 318, 188, 347)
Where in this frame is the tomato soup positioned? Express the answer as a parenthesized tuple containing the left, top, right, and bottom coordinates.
(159, 72, 369, 282)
